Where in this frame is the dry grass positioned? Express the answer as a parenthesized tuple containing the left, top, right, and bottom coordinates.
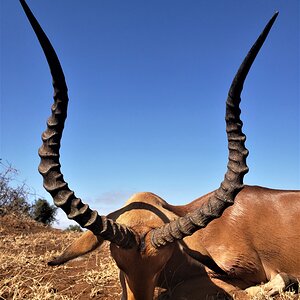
(251, 288, 300, 300)
(0, 214, 121, 300)
(0, 214, 298, 300)
(250, 290, 298, 300)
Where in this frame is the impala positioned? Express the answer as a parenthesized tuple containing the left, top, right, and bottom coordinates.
(20, 1, 299, 299)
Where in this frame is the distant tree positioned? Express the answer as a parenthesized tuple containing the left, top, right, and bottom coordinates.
(65, 224, 83, 232)
(0, 161, 57, 225)
(31, 198, 57, 225)
(0, 160, 31, 216)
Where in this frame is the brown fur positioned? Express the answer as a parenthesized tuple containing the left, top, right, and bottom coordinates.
(51, 187, 300, 299)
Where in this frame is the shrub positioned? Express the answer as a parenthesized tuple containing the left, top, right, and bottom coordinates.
(65, 224, 83, 232)
(31, 198, 57, 225)
(0, 161, 31, 216)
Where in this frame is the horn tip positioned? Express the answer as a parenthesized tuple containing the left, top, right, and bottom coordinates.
(268, 11, 279, 29)
(273, 11, 279, 19)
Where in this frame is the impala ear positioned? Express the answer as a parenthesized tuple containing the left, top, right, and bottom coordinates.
(48, 230, 104, 266)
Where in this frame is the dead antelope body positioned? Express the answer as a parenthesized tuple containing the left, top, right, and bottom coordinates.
(20, 1, 300, 299)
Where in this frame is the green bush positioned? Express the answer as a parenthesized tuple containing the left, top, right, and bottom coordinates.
(31, 198, 57, 225)
(65, 224, 83, 232)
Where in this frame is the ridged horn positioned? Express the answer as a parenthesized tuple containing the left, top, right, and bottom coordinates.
(150, 12, 279, 248)
(20, 0, 139, 249)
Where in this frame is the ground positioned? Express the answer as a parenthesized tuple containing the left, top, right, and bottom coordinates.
(0, 214, 120, 300)
(0, 214, 298, 300)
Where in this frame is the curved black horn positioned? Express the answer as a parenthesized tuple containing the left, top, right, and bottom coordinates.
(150, 12, 279, 247)
(20, 0, 139, 249)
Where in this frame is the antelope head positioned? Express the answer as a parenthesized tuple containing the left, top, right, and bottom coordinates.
(20, 0, 278, 299)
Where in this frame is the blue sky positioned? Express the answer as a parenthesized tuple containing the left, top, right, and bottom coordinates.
(1, 1, 299, 228)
